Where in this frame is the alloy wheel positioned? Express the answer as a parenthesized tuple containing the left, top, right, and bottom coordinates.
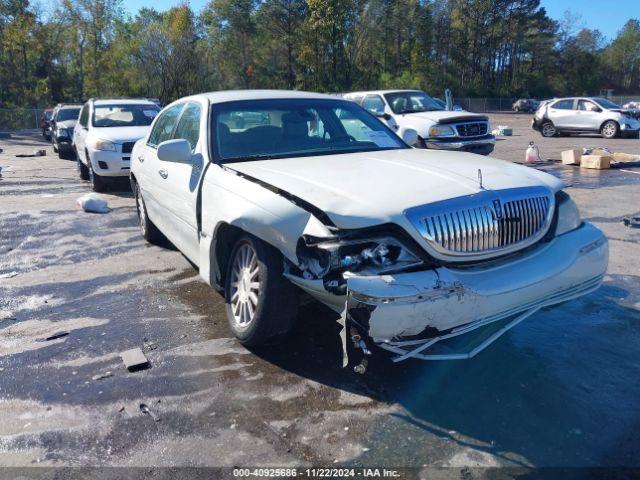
(542, 123, 556, 137)
(602, 122, 616, 138)
(229, 243, 261, 329)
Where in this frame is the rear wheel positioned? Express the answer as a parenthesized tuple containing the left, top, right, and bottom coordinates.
(601, 120, 619, 139)
(224, 235, 297, 346)
(540, 122, 557, 137)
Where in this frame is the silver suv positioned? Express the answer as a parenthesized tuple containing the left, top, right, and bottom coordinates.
(533, 97, 640, 139)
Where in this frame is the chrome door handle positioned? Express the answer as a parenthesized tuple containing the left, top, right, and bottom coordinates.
(138, 155, 144, 163)
(158, 169, 168, 179)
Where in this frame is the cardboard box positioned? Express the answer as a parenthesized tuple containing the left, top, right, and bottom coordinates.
(580, 154, 611, 170)
(561, 149, 582, 165)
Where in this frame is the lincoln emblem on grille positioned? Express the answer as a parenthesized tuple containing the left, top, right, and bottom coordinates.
(493, 199, 503, 219)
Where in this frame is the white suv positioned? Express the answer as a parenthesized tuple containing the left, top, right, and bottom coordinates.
(73, 99, 160, 191)
(130, 90, 608, 367)
(344, 90, 496, 155)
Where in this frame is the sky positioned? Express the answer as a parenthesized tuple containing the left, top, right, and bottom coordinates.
(120, 0, 640, 41)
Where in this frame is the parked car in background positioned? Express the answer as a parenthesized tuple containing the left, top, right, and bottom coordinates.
(344, 90, 495, 155)
(512, 98, 539, 112)
(622, 101, 640, 110)
(533, 97, 640, 138)
(40, 109, 54, 139)
(51, 104, 82, 159)
(130, 90, 607, 366)
(73, 98, 160, 191)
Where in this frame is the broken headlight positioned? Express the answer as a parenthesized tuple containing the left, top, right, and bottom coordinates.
(555, 192, 582, 236)
(299, 236, 424, 278)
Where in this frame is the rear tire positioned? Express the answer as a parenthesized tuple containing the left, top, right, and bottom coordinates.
(134, 182, 163, 244)
(77, 149, 89, 180)
(224, 235, 298, 346)
(601, 120, 619, 139)
(540, 122, 557, 137)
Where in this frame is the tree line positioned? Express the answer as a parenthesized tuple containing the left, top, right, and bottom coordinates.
(1, 0, 639, 108)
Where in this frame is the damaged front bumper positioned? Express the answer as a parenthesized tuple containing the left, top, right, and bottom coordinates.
(289, 222, 608, 362)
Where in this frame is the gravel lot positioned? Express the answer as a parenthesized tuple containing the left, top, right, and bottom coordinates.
(1, 114, 639, 475)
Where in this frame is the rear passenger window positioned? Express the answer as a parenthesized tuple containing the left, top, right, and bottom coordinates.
(553, 99, 574, 110)
(148, 104, 184, 147)
(173, 103, 201, 150)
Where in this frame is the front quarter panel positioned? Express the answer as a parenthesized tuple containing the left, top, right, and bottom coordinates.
(200, 164, 334, 270)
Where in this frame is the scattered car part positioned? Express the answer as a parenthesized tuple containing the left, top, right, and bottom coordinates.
(623, 216, 640, 228)
(120, 348, 150, 371)
(139, 403, 160, 422)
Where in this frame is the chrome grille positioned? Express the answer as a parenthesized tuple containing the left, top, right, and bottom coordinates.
(405, 188, 555, 260)
(456, 122, 488, 137)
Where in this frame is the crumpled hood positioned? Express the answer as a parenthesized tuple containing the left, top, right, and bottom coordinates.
(226, 149, 564, 229)
(90, 126, 151, 144)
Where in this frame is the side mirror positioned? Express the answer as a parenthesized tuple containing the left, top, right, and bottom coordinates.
(373, 111, 391, 120)
(157, 139, 192, 164)
(401, 128, 418, 146)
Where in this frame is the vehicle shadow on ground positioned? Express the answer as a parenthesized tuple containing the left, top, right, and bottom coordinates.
(250, 275, 640, 467)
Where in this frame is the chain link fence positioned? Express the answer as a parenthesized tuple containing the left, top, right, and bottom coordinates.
(0, 108, 46, 131)
(1, 95, 640, 129)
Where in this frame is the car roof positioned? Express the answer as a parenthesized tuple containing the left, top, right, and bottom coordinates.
(92, 98, 158, 106)
(192, 89, 341, 104)
(58, 104, 82, 109)
(344, 89, 424, 96)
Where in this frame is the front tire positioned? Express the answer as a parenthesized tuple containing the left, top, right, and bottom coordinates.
(87, 152, 107, 192)
(225, 236, 297, 346)
(77, 149, 89, 180)
(601, 120, 619, 139)
(540, 122, 557, 137)
(134, 182, 163, 243)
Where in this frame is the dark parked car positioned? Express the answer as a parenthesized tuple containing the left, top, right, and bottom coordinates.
(50, 104, 82, 159)
(512, 99, 539, 112)
(40, 109, 54, 139)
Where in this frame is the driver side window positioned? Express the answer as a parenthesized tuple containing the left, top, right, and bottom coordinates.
(148, 104, 184, 148)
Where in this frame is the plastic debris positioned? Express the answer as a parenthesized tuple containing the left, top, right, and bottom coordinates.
(76, 193, 111, 214)
(525, 142, 541, 163)
(41, 331, 69, 342)
(492, 125, 513, 136)
(92, 371, 114, 381)
(0, 271, 18, 279)
(623, 216, 640, 228)
(139, 403, 160, 422)
(121, 348, 150, 371)
(15, 149, 46, 157)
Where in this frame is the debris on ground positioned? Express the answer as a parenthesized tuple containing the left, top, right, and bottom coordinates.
(41, 331, 70, 342)
(525, 142, 542, 163)
(561, 149, 582, 165)
(92, 371, 114, 381)
(0, 271, 18, 279)
(581, 154, 611, 170)
(623, 216, 640, 228)
(76, 193, 111, 214)
(492, 125, 513, 136)
(15, 149, 46, 157)
(139, 403, 160, 422)
(120, 348, 150, 371)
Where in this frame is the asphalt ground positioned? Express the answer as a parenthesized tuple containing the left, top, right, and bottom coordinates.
(0, 116, 639, 477)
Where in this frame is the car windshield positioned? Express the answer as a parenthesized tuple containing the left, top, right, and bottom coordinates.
(593, 98, 620, 110)
(212, 99, 407, 163)
(57, 108, 80, 122)
(384, 91, 444, 114)
(92, 104, 159, 127)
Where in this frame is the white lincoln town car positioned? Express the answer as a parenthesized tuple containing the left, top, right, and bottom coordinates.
(130, 90, 608, 368)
